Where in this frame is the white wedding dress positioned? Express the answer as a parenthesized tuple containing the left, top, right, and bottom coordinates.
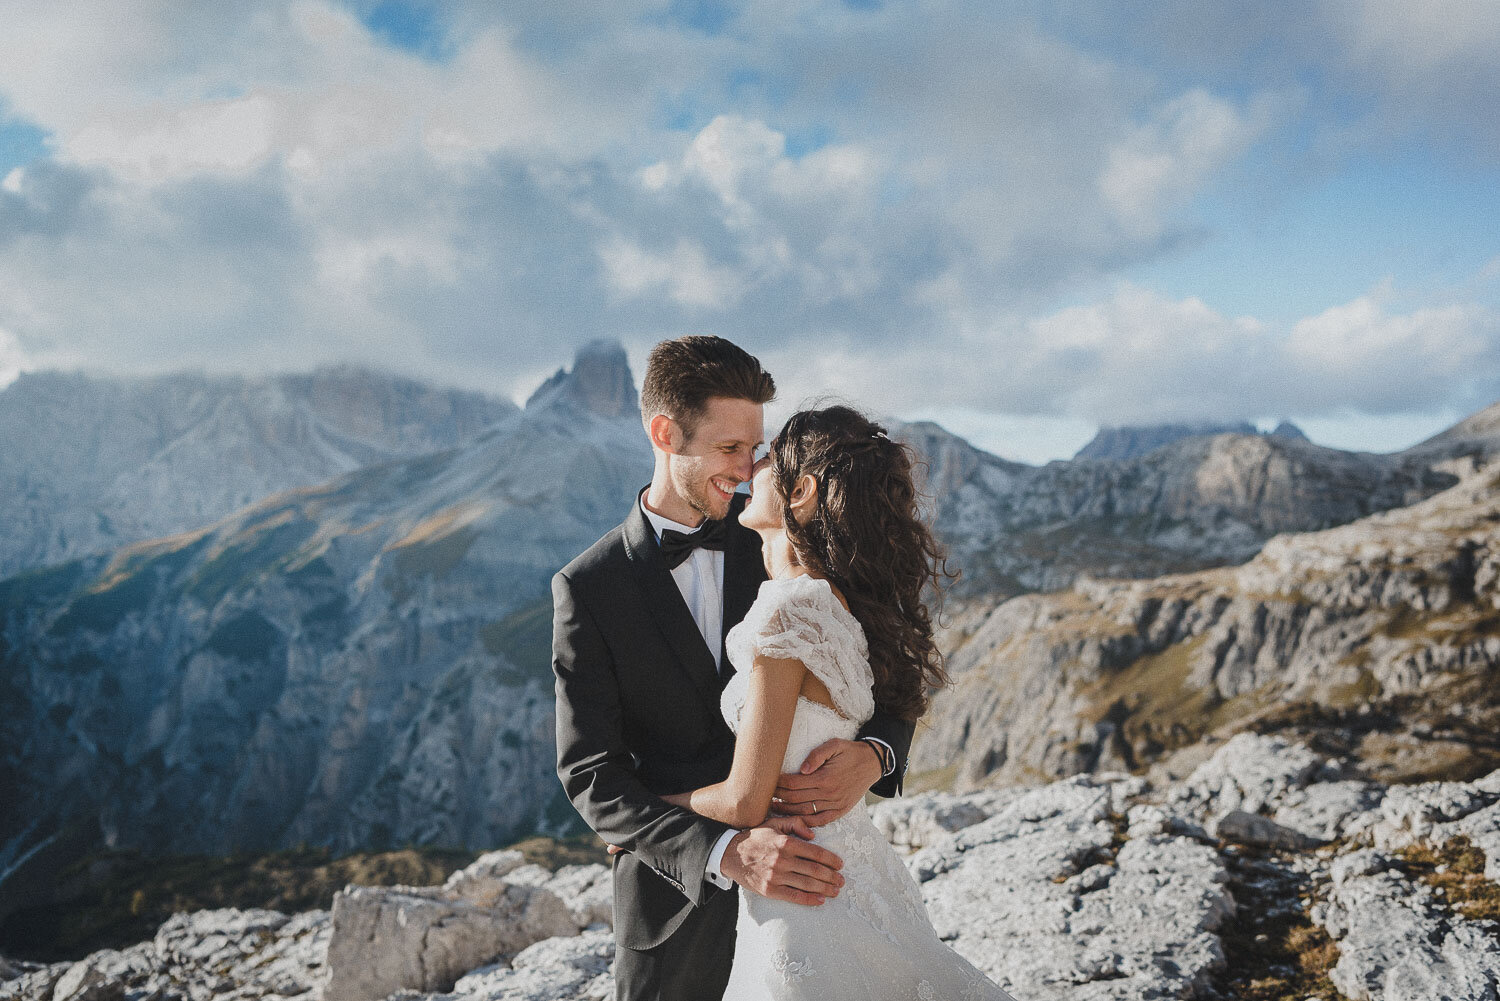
(720, 575, 1019, 1001)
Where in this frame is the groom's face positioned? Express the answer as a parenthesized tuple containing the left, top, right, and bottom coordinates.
(668, 396, 764, 522)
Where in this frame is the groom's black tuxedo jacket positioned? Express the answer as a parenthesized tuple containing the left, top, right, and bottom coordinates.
(552, 491, 914, 951)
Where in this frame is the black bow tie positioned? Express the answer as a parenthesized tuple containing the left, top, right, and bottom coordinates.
(659, 518, 728, 569)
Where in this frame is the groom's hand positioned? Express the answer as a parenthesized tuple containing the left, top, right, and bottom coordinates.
(720, 823, 844, 906)
(773, 737, 883, 827)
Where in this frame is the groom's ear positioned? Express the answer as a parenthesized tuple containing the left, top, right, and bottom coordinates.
(648, 413, 681, 453)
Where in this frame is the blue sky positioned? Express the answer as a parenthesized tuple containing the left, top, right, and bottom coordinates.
(0, 1, 1496, 463)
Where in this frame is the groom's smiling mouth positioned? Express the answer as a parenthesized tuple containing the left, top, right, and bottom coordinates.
(710, 476, 738, 501)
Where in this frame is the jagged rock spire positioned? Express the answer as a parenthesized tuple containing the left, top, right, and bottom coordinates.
(524, 340, 638, 419)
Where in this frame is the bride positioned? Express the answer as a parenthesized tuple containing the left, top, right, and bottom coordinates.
(663, 405, 1019, 1000)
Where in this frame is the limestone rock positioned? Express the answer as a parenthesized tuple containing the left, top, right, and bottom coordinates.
(1319, 850, 1500, 1001)
(1273, 779, 1386, 842)
(441, 850, 528, 907)
(494, 862, 612, 929)
(324, 852, 585, 1001)
(50, 958, 123, 1001)
(1372, 779, 1500, 851)
(442, 930, 615, 1001)
(1124, 803, 1209, 841)
(914, 776, 1233, 1000)
(19, 736, 1500, 1001)
(869, 788, 1023, 849)
(1169, 733, 1330, 822)
(1214, 809, 1324, 850)
(0, 906, 330, 1001)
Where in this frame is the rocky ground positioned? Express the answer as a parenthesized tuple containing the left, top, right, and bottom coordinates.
(5, 734, 1498, 1001)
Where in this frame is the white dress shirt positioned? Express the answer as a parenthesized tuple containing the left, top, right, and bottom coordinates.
(639, 496, 724, 671)
(638, 493, 739, 888)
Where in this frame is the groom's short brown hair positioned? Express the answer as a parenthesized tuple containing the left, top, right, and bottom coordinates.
(640, 336, 775, 439)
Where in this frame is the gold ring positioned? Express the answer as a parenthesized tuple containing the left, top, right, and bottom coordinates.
(812, 802, 818, 813)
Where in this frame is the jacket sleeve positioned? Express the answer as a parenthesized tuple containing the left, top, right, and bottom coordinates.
(551, 569, 731, 905)
(857, 707, 915, 799)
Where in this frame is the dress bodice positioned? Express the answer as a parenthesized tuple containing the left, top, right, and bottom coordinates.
(721, 575, 874, 772)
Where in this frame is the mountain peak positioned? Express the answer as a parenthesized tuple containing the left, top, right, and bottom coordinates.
(525, 340, 638, 419)
(1075, 420, 1257, 462)
(1270, 420, 1308, 442)
(1413, 398, 1500, 453)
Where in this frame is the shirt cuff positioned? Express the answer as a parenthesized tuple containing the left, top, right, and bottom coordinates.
(862, 737, 896, 778)
(704, 828, 740, 889)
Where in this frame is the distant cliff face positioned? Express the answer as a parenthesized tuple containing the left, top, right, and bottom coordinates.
(911, 463, 1500, 791)
(899, 420, 1467, 598)
(0, 347, 648, 904)
(0, 366, 517, 578)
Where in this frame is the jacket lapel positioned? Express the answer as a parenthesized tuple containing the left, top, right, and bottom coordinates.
(622, 493, 723, 706)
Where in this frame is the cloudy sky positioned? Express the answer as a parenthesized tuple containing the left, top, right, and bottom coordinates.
(1, 1, 1497, 462)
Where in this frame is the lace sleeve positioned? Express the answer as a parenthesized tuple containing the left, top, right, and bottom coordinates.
(748, 577, 875, 724)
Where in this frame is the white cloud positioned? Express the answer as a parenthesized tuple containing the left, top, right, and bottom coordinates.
(983, 284, 1499, 425)
(1099, 89, 1265, 241)
(0, 1, 617, 185)
(598, 236, 745, 309)
(68, 94, 279, 180)
(1330, 0, 1500, 78)
(0, 1, 1490, 438)
(1287, 291, 1498, 404)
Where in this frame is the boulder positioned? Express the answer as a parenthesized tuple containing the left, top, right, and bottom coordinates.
(324, 863, 579, 1001)
(1214, 809, 1324, 850)
(50, 959, 123, 1001)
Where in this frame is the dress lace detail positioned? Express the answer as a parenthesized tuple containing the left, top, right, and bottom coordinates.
(724, 574, 875, 727)
(770, 951, 816, 983)
(719, 576, 1020, 1001)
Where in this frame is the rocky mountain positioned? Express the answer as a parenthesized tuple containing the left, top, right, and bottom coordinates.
(910, 459, 1500, 793)
(1406, 399, 1500, 462)
(1074, 419, 1260, 461)
(0, 366, 518, 578)
(898, 418, 1472, 597)
(0, 344, 647, 920)
(6, 339, 1500, 950)
(7, 734, 1499, 1001)
(522, 341, 639, 418)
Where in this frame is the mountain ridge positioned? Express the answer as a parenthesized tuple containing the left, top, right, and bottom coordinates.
(0, 365, 519, 579)
(0, 347, 648, 920)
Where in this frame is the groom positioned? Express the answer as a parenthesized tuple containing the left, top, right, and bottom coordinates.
(552, 335, 915, 1000)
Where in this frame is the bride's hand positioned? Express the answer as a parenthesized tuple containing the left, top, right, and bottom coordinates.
(773, 738, 883, 826)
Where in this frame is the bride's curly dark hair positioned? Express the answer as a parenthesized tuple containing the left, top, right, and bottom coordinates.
(769, 405, 955, 721)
